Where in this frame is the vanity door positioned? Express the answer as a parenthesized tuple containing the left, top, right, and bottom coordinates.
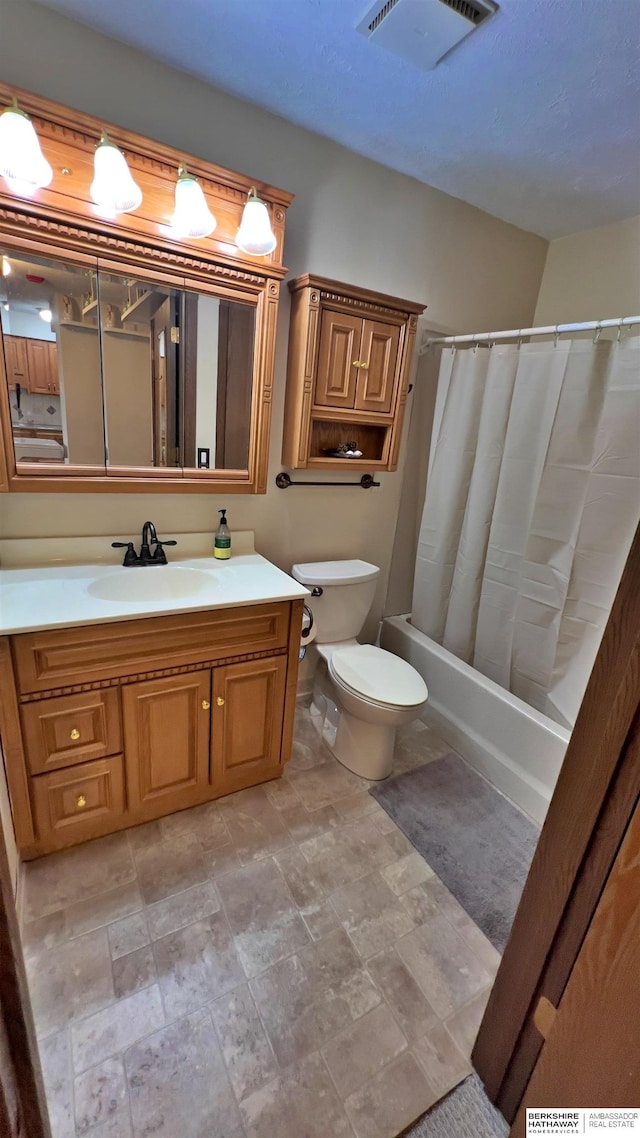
(122, 670, 211, 819)
(210, 656, 287, 796)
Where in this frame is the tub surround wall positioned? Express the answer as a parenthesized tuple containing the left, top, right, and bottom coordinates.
(381, 617, 569, 824)
(0, 0, 548, 643)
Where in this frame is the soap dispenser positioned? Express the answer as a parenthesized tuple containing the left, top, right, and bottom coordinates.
(214, 509, 231, 559)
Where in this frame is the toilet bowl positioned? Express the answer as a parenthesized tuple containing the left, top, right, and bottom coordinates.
(291, 560, 428, 779)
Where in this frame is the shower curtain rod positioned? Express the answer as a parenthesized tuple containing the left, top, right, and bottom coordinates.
(420, 314, 640, 353)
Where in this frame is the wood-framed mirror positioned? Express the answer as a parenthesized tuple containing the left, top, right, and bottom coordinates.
(0, 84, 293, 494)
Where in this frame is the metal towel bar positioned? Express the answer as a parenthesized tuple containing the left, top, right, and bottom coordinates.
(275, 472, 380, 490)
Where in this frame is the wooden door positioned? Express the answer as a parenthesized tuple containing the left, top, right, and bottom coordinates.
(122, 670, 211, 818)
(354, 319, 401, 414)
(0, 766, 51, 1136)
(313, 310, 362, 409)
(211, 656, 286, 796)
(25, 340, 55, 395)
(511, 794, 640, 1133)
(216, 300, 255, 468)
(150, 296, 179, 467)
(474, 525, 640, 1121)
(3, 336, 29, 392)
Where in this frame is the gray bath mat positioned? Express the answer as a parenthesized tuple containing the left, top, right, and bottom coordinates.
(402, 1074, 509, 1138)
(370, 753, 539, 951)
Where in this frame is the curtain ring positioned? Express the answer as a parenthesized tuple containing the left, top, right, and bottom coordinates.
(472, 338, 478, 354)
(516, 330, 523, 351)
(617, 320, 624, 342)
(553, 326, 559, 348)
(593, 323, 602, 344)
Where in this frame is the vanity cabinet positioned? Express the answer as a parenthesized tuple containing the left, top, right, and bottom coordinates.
(1, 598, 302, 857)
(282, 275, 425, 471)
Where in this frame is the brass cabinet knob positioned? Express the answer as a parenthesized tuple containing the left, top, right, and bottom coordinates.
(360, 361, 370, 370)
(76, 794, 87, 809)
(216, 696, 225, 707)
(70, 728, 80, 741)
(201, 699, 210, 710)
(352, 360, 361, 368)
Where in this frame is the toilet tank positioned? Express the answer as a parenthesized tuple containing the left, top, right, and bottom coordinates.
(291, 559, 380, 643)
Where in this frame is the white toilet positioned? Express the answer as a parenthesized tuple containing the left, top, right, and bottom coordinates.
(291, 559, 428, 780)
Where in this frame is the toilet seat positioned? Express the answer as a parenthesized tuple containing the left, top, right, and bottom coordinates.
(329, 644, 428, 710)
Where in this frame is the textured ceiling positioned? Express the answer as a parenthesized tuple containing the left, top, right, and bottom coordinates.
(33, 0, 640, 238)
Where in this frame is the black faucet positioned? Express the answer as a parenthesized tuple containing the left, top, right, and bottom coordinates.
(112, 521, 177, 567)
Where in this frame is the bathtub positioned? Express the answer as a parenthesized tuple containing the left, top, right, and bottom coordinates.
(380, 615, 570, 825)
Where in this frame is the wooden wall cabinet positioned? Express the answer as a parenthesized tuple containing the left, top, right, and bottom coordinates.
(282, 275, 425, 471)
(0, 598, 302, 858)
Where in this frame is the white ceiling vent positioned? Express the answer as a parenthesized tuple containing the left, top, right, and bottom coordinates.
(356, 0, 498, 71)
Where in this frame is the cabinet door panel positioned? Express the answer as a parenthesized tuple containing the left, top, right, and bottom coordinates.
(123, 670, 210, 815)
(211, 656, 286, 795)
(47, 342, 59, 394)
(314, 311, 361, 409)
(26, 339, 55, 395)
(354, 319, 400, 414)
(3, 335, 29, 391)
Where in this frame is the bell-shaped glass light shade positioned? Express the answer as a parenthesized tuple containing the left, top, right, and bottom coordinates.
(0, 99, 53, 193)
(90, 134, 142, 214)
(236, 188, 276, 256)
(1, 255, 11, 277)
(170, 165, 216, 239)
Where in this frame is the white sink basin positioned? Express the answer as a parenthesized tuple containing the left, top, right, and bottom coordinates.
(88, 566, 216, 603)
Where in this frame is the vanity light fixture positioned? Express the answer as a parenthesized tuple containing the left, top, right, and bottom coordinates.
(236, 187, 277, 256)
(1, 255, 11, 277)
(38, 307, 52, 323)
(170, 163, 217, 239)
(0, 97, 53, 194)
(90, 132, 142, 214)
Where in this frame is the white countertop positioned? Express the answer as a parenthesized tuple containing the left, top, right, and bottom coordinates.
(0, 532, 309, 635)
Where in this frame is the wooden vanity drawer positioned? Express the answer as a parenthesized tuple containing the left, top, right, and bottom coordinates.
(21, 689, 121, 774)
(11, 602, 290, 694)
(31, 756, 125, 846)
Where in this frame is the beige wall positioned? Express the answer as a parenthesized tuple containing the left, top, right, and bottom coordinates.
(534, 214, 640, 326)
(0, 0, 547, 637)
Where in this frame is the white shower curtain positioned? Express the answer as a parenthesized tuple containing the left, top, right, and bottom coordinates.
(412, 335, 640, 728)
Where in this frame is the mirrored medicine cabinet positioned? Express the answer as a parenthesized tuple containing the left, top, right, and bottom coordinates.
(0, 82, 292, 494)
(1, 248, 255, 474)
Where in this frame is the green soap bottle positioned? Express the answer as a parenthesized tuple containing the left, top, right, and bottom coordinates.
(214, 509, 231, 559)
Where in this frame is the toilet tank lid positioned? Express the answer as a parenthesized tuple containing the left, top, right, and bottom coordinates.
(291, 559, 380, 586)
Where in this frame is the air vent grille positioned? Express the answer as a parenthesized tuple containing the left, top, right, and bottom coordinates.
(368, 0, 401, 33)
(357, 0, 498, 72)
(439, 0, 492, 25)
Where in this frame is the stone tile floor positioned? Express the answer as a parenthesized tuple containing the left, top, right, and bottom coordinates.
(21, 703, 501, 1138)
